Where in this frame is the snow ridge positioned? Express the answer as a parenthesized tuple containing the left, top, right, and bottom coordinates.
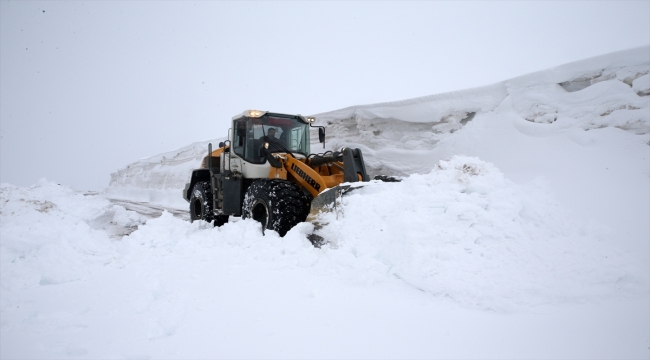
(107, 46, 648, 193)
(316, 46, 649, 177)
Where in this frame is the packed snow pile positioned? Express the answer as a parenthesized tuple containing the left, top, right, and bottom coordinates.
(312, 155, 647, 310)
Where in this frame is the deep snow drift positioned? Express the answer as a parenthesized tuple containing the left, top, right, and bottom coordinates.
(2, 47, 649, 359)
(2, 160, 648, 358)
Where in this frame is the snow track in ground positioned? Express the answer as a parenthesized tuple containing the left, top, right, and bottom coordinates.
(108, 198, 190, 223)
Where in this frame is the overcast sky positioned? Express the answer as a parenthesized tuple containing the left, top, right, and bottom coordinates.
(1, 1, 649, 191)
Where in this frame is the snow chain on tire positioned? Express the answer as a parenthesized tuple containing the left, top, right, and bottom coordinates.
(242, 179, 310, 237)
(189, 181, 214, 223)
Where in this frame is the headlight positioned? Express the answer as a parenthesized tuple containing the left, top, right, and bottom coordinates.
(248, 110, 266, 118)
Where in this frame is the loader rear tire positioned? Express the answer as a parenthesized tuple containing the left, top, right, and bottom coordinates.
(189, 181, 213, 223)
(242, 179, 310, 237)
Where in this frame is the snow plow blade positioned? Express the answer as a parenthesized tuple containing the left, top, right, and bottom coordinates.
(306, 185, 352, 222)
(306, 176, 402, 221)
(306, 184, 354, 247)
(305, 176, 401, 247)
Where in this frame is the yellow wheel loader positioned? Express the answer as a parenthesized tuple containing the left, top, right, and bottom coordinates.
(183, 110, 369, 241)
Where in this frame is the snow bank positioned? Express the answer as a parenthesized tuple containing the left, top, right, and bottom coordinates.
(311, 155, 647, 310)
(106, 138, 224, 209)
(106, 46, 649, 194)
(316, 46, 649, 177)
(307, 47, 649, 271)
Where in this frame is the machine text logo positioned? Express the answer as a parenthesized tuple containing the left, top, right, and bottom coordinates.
(291, 163, 321, 191)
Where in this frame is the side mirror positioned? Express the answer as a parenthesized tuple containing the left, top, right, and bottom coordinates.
(318, 127, 325, 143)
(218, 142, 225, 148)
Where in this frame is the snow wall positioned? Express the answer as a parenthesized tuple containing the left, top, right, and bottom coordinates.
(107, 46, 649, 206)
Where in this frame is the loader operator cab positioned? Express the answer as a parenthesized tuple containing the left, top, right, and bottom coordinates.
(232, 111, 313, 165)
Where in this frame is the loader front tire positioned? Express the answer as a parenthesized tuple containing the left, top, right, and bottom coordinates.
(242, 179, 309, 237)
(189, 181, 213, 223)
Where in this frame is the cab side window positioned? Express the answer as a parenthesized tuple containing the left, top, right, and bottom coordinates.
(233, 121, 246, 159)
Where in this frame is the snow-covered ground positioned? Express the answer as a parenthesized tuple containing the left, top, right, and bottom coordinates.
(1, 47, 649, 359)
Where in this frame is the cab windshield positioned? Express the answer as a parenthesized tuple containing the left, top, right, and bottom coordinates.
(233, 115, 310, 164)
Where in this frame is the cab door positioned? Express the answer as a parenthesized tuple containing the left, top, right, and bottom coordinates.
(221, 128, 243, 216)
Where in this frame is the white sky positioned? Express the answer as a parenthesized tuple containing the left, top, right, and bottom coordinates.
(1, 0, 649, 191)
